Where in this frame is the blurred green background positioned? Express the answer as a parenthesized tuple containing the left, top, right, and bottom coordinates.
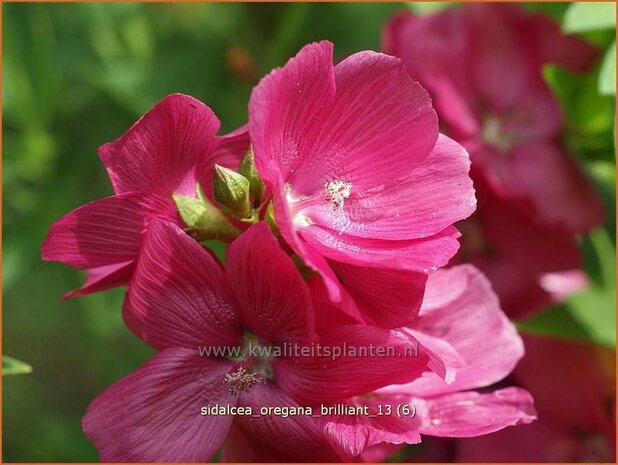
(2, 2, 615, 462)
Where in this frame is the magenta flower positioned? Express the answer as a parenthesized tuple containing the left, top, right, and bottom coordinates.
(41, 94, 248, 298)
(248, 41, 476, 310)
(449, 336, 615, 462)
(312, 265, 535, 458)
(383, 4, 603, 316)
(83, 219, 447, 462)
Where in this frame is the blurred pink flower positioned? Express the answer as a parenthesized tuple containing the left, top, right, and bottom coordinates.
(83, 219, 447, 462)
(437, 336, 615, 462)
(312, 265, 536, 458)
(249, 41, 476, 318)
(41, 94, 248, 298)
(383, 4, 603, 317)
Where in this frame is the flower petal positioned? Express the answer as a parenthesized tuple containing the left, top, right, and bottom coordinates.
(306, 134, 475, 240)
(235, 382, 342, 461)
(123, 218, 241, 350)
(320, 397, 422, 458)
(250, 41, 336, 188)
(62, 260, 134, 300)
(275, 325, 431, 404)
(415, 387, 536, 437)
(486, 143, 604, 234)
(99, 94, 221, 197)
(301, 224, 461, 271)
(41, 192, 175, 269)
(329, 261, 427, 328)
(391, 265, 524, 396)
(83, 348, 236, 462)
(290, 49, 439, 195)
(226, 222, 315, 344)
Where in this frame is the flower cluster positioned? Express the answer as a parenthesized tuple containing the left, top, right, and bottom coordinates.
(44, 18, 603, 461)
(384, 3, 604, 319)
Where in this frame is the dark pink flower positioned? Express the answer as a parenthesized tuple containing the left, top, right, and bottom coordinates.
(249, 41, 476, 310)
(41, 94, 248, 298)
(313, 265, 535, 458)
(83, 219, 446, 462)
(449, 336, 615, 462)
(384, 4, 603, 316)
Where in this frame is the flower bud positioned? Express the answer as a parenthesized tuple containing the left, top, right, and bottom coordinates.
(238, 147, 265, 205)
(213, 164, 252, 219)
(173, 192, 240, 241)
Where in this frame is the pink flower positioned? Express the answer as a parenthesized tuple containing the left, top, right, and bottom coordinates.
(312, 265, 536, 458)
(444, 336, 615, 462)
(41, 94, 248, 298)
(383, 4, 603, 316)
(248, 41, 476, 316)
(83, 219, 446, 462)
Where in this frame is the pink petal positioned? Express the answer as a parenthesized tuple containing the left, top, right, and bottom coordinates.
(249, 41, 336, 188)
(235, 382, 342, 461)
(221, 424, 294, 462)
(289, 48, 439, 195)
(402, 265, 524, 396)
(474, 179, 583, 274)
(329, 261, 427, 328)
(320, 397, 422, 458)
(455, 421, 606, 462)
(305, 134, 476, 241)
(301, 224, 462, 271)
(99, 94, 221, 197)
(275, 325, 431, 404)
(123, 218, 241, 350)
(382, 10, 481, 140)
(271, 182, 343, 301)
(526, 11, 599, 73)
(415, 387, 536, 437)
(485, 143, 604, 234)
(514, 335, 615, 433)
(41, 192, 175, 269)
(83, 348, 236, 462)
(250, 40, 439, 200)
(226, 222, 315, 344)
(62, 260, 134, 299)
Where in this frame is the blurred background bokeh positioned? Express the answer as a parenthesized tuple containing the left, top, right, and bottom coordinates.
(2, 2, 615, 462)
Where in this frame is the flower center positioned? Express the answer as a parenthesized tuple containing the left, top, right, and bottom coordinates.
(482, 115, 520, 152)
(222, 332, 274, 395)
(223, 366, 265, 395)
(324, 180, 352, 211)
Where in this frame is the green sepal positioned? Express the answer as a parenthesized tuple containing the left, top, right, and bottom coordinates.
(173, 192, 240, 241)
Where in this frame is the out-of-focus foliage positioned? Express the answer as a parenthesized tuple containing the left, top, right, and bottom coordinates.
(564, 1, 616, 95)
(2, 356, 32, 376)
(2, 2, 615, 462)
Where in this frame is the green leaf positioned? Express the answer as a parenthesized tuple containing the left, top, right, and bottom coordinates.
(3, 356, 32, 376)
(599, 41, 616, 95)
(563, 2, 616, 33)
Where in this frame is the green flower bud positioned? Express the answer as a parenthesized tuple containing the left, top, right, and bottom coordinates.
(238, 147, 265, 205)
(213, 164, 252, 219)
(173, 193, 240, 241)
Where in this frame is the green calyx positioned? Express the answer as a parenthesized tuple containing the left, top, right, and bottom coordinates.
(173, 190, 240, 242)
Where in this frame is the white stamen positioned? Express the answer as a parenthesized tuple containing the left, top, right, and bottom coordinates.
(324, 180, 352, 212)
(223, 367, 264, 395)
